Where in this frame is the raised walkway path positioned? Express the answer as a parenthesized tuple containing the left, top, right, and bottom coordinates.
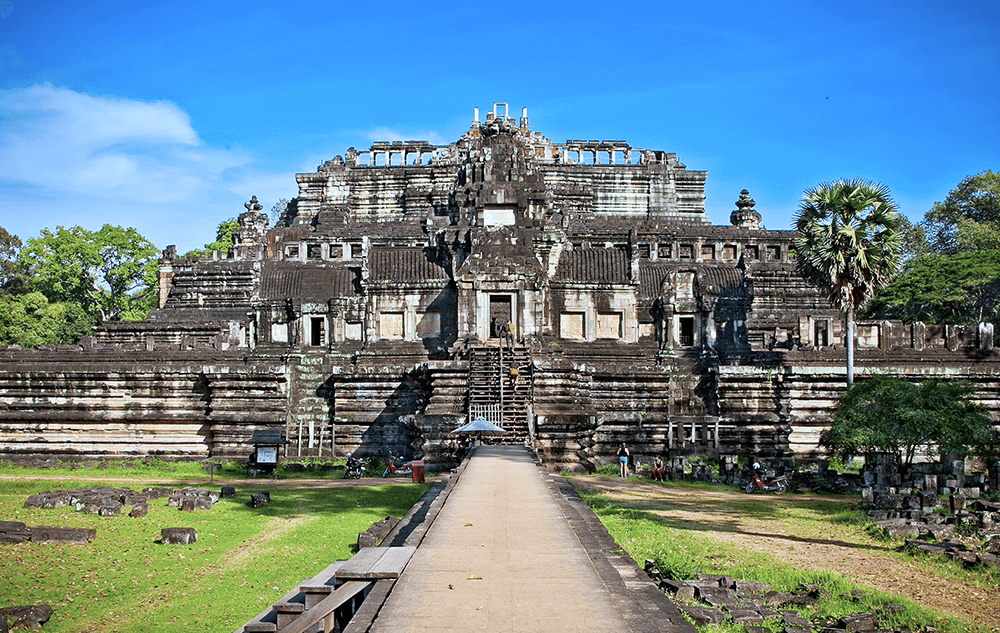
(365, 446, 695, 633)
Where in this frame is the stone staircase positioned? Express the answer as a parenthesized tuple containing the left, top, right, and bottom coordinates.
(286, 350, 338, 458)
(467, 345, 532, 442)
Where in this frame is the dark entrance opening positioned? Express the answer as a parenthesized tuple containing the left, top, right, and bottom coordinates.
(489, 295, 512, 339)
(310, 316, 325, 346)
(814, 320, 828, 347)
(679, 317, 695, 347)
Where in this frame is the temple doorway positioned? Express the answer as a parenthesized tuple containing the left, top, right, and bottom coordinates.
(488, 295, 513, 339)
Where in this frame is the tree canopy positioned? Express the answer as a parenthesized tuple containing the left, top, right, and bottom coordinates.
(921, 170, 1000, 255)
(867, 170, 1000, 332)
(185, 218, 239, 258)
(17, 225, 159, 323)
(0, 291, 95, 348)
(865, 250, 1000, 325)
(793, 179, 903, 387)
(0, 227, 25, 295)
(821, 375, 999, 469)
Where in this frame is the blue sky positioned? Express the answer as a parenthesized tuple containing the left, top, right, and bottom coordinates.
(1, 0, 997, 254)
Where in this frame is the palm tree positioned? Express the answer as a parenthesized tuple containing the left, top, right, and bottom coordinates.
(793, 179, 903, 388)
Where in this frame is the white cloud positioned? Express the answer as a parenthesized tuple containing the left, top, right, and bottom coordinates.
(0, 83, 248, 203)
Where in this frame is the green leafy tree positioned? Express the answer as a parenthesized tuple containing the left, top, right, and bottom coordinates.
(0, 291, 96, 347)
(18, 225, 159, 323)
(185, 218, 239, 258)
(0, 227, 26, 295)
(921, 170, 1000, 255)
(865, 250, 1000, 324)
(793, 179, 904, 388)
(822, 375, 999, 469)
(869, 172, 1000, 330)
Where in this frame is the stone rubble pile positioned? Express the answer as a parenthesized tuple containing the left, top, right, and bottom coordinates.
(23, 485, 219, 516)
(643, 565, 931, 633)
(859, 458, 1000, 569)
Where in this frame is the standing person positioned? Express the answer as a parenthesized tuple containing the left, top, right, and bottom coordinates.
(651, 455, 665, 482)
(505, 320, 516, 351)
(616, 443, 630, 478)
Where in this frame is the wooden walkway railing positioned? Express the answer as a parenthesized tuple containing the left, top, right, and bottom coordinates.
(236, 547, 415, 633)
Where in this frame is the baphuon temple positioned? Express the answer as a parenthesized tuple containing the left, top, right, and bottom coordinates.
(1, 103, 997, 470)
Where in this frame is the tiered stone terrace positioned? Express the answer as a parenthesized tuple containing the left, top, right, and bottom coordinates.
(0, 103, 996, 470)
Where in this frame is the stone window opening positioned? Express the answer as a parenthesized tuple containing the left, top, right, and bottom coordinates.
(701, 244, 715, 260)
(658, 244, 672, 259)
(679, 317, 695, 347)
(285, 244, 300, 260)
(307, 244, 321, 259)
(723, 244, 737, 260)
(679, 244, 693, 259)
(329, 244, 343, 259)
(766, 245, 781, 260)
(350, 243, 363, 259)
(637, 244, 651, 259)
(629, 151, 641, 165)
(744, 245, 759, 260)
(309, 317, 326, 347)
(814, 320, 829, 347)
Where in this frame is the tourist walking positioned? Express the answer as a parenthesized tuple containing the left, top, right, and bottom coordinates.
(503, 320, 516, 351)
(508, 364, 520, 389)
(616, 443, 630, 478)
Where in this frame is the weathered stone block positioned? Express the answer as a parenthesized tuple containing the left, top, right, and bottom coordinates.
(30, 526, 96, 544)
(358, 516, 399, 549)
(161, 527, 197, 544)
(659, 580, 696, 602)
(677, 605, 726, 626)
(733, 580, 771, 596)
(781, 611, 811, 627)
(729, 608, 764, 624)
(697, 587, 737, 607)
(0, 605, 54, 630)
(129, 502, 149, 518)
(763, 591, 793, 606)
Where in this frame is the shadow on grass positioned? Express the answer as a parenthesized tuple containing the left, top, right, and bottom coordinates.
(574, 478, 892, 555)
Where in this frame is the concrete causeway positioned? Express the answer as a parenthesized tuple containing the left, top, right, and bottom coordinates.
(368, 446, 695, 632)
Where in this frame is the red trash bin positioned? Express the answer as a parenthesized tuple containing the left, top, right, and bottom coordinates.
(411, 460, 425, 483)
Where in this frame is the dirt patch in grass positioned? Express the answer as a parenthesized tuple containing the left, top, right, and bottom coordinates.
(572, 476, 1000, 631)
(220, 515, 311, 572)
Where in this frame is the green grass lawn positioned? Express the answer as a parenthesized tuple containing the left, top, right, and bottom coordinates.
(574, 478, 995, 633)
(0, 471, 429, 632)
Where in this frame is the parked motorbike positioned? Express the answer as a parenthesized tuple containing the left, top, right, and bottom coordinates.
(382, 454, 413, 478)
(745, 471, 789, 494)
(344, 454, 367, 479)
